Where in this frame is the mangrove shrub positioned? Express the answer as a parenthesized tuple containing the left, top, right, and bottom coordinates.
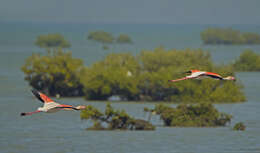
(116, 34, 133, 44)
(233, 122, 246, 131)
(21, 49, 84, 96)
(80, 47, 245, 103)
(80, 103, 155, 130)
(35, 33, 71, 49)
(201, 27, 260, 45)
(233, 49, 260, 71)
(79, 53, 140, 100)
(87, 31, 133, 49)
(145, 103, 232, 127)
(87, 30, 114, 44)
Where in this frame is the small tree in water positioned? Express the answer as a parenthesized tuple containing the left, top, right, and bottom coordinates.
(87, 30, 114, 44)
(35, 33, 71, 52)
(233, 122, 246, 131)
(144, 103, 232, 127)
(81, 103, 155, 130)
(116, 34, 133, 44)
(21, 49, 84, 97)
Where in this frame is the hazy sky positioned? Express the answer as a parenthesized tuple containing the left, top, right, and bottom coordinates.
(1, 0, 260, 24)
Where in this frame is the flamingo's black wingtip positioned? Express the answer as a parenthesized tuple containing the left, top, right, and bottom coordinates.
(31, 89, 45, 103)
(31, 89, 38, 94)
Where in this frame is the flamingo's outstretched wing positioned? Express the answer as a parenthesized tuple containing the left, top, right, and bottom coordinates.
(202, 72, 223, 80)
(31, 89, 54, 103)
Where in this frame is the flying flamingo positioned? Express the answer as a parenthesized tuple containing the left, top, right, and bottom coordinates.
(168, 69, 236, 83)
(20, 89, 86, 116)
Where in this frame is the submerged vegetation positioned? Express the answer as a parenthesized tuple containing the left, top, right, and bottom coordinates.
(233, 122, 246, 131)
(233, 49, 260, 71)
(80, 103, 155, 130)
(201, 28, 260, 45)
(144, 103, 232, 127)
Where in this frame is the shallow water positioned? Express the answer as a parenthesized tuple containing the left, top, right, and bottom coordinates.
(1, 86, 260, 153)
(1, 23, 260, 153)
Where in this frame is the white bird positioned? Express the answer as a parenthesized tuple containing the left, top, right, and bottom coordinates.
(20, 89, 86, 116)
(127, 71, 132, 77)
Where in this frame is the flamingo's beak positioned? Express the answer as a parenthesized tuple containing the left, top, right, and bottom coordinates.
(76, 105, 86, 110)
(20, 112, 26, 116)
(232, 77, 236, 81)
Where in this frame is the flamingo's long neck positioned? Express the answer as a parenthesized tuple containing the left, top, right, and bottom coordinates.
(21, 110, 41, 116)
(223, 76, 235, 81)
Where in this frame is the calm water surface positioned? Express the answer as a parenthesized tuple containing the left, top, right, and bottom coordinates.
(1, 23, 260, 153)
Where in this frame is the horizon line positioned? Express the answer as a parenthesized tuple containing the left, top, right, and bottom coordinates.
(1, 20, 260, 26)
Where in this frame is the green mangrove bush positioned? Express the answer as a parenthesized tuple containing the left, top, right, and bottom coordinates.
(233, 122, 246, 131)
(145, 103, 232, 127)
(80, 47, 246, 103)
(233, 49, 260, 71)
(87, 31, 133, 49)
(22, 36, 246, 103)
(88, 30, 114, 44)
(35, 33, 71, 50)
(116, 34, 133, 44)
(79, 53, 140, 100)
(201, 27, 260, 45)
(21, 49, 84, 96)
(80, 103, 155, 130)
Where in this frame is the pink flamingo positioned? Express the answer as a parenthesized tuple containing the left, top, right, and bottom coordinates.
(20, 89, 86, 116)
(168, 69, 236, 83)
